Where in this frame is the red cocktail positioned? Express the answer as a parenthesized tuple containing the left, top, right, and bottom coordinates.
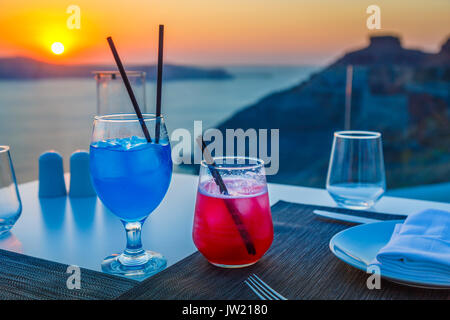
(193, 157, 273, 267)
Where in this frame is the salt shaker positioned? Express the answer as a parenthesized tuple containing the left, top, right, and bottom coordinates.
(69, 150, 96, 197)
(38, 151, 67, 198)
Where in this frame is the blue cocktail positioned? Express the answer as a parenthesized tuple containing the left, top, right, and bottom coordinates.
(90, 137, 172, 221)
(89, 114, 172, 277)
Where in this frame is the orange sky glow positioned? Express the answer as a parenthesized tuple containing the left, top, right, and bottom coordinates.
(0, 0, 449, 66)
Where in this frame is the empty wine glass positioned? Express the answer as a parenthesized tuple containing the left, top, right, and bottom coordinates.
(0, 146, 22, 234)
(326, 131, 386, 209)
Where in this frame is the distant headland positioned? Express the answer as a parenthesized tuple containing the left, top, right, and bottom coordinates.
(334, 35, 449, 67)
(0, 56, 233, 81)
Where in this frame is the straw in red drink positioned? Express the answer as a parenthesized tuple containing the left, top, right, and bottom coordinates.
(196, 136, 256, 255)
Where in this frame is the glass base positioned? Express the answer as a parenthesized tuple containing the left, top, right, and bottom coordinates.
(335, 198, 375, 210)
(0, 215, 20, 235)
(0, 225, 13, 236)
(328, 193, 377, 210)
(101, 250, 167, 279)
(210, 261, 258, 268)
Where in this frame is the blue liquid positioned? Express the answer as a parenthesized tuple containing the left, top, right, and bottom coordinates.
(90, 136, 172, 221)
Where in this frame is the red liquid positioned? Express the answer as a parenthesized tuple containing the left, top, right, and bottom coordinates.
(193, 180, 273, 267)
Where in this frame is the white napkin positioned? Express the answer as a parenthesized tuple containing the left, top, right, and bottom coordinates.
(371, 209, 450, 285)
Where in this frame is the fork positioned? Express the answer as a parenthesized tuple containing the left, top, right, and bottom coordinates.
(244, 274, 288, 300)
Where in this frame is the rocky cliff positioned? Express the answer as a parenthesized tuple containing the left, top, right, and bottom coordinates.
(217, 35, 450, 189)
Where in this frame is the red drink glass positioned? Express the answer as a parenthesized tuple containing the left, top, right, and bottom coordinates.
(193, 157, 273, 268)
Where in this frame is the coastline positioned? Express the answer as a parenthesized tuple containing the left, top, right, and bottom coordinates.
(0, 65, 318, 183)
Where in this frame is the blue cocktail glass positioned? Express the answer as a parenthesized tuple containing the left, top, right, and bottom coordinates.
(89, 114, 172, 278)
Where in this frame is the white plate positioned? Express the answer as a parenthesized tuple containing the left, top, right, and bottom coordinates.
(329, 220, 450, 289)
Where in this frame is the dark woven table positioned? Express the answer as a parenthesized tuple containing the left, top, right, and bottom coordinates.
(118, 201, 450, 300)
(0, 201, 448, 299)
(0, 249, 138, 300)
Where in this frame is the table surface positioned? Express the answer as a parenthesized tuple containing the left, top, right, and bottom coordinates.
(3, 173, 450, 280)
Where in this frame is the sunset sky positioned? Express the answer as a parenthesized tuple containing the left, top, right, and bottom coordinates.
(0, 0, 449, 66)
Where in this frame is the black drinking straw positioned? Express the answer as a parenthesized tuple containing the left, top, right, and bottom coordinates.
(106, 36, 152, 143)
(196, 136, 256, 255)
(155, 25, 164, 144)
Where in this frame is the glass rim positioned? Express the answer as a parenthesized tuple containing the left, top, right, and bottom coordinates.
(200, 156, 265, 171)
(92, 70, 146, 76)
(0, 145, 10, 153)
(334, 131, 381, 139)
(94, 113, 163, 123)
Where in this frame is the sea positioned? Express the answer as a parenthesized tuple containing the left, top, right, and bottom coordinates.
(0, 66, 319, 183)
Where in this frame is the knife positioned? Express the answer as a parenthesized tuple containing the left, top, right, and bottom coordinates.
(313, 209, 382, 224)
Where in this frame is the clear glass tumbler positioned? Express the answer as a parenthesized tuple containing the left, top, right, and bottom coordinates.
(94, 71, 146, 115)
(326, 131, 386, 210)
(0, 146, 22, 234)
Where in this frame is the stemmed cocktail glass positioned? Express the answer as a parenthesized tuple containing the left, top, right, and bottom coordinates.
(89, 113, 172, 277)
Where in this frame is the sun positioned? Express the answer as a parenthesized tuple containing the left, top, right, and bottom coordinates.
(51, 42, 64, 55)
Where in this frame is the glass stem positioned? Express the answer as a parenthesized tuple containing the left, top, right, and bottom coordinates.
(123, 220, 146, 258)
